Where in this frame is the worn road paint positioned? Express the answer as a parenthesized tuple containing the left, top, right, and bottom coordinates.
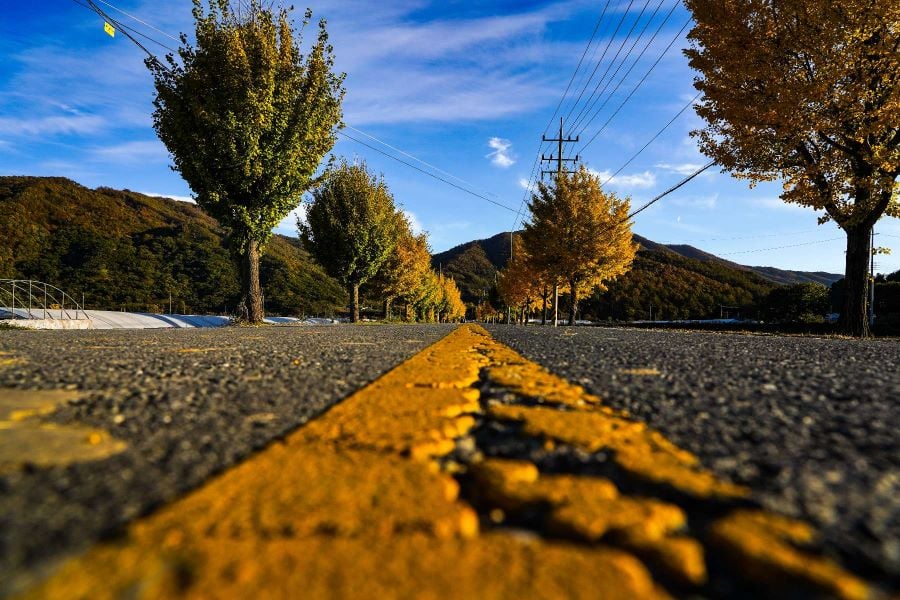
(20, 325, 870, 599)
(0, 389, 126, 474)
(619, 367, 661, 376)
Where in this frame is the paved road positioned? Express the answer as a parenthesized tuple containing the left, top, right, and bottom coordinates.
(2, 323, 897, 598)
(0, 324, 453, 592)
(488, 325, 900, 588)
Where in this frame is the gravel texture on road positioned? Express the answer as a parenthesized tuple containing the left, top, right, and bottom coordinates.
(0, 324, 454, 589)
(487, 325, 900, 588)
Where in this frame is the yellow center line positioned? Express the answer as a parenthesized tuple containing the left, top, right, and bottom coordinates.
(0, 389, 126, 475)
(18, 325, 870, 599)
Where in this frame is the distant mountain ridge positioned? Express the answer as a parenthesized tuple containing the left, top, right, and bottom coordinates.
(433, 231, 842, 321)
(435, 232, 841, 287)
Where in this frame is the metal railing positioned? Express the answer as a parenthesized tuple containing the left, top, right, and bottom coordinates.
(0, 280, 86, 320)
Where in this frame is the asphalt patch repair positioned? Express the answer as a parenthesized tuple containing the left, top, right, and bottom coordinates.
(6, 325, 885, 599)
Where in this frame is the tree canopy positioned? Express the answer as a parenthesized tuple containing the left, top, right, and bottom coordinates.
(148, 0, 344, 322)
(498, 236, 543, 324)
(301, 160, 399, 322)
(522, 167, 638, 325)
(366, 212, 432, 318)
(684, 0, 900, 335)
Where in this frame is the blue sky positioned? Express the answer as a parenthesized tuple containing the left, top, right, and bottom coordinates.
(2, 0, 899, 275)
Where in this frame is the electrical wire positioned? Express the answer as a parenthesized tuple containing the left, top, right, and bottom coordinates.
(578, 17, 692, 154)
(540, 0, 611, 140)
(719, 237, 845, 256)
(568, 0, 669, 134)
(78, 0, 169, 68)
(512, 1, 616, 233)
(70, 1, 514, 215)
(625, 160, 715, 221)
(92, 0, 181, 42)
(561, 0, 637, 129)
(601, 92, 699, 187)
(571, 0, 679, 138)
(338, 131, 519, 214)
(659, 228, 831, 244)
(345, 125, 500, 199)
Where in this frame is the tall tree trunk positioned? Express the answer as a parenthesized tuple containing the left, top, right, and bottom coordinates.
(840, 225, 872, 337)
(349, 283, 360, 323)
(383, 296, 393, 320)
(552, 285, 559, 327)
(541, 287, 547, 326)
(569, 279, 578, 326)
(240, 239, 264, 323)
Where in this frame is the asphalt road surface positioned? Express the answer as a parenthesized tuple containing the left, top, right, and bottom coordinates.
(0, 324, 453, 592)
(488, 324, 900, 588)
(1, 323, 898, 598)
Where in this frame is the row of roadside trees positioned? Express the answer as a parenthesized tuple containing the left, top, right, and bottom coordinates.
(146, 0, 897, 336)
(301, 159, 465, 323)
(147, 0, 463, 324)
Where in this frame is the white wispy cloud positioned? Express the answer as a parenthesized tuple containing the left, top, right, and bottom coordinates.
(487, 137, 516, 168)
(402, 209, 425, 235)
(671, 193, 719, 210)
(590, 169, 656, 189)
(655, 162, 707, 176)
(753, 197, 816, 213)
(91, 140, 168, 164)
(0, 115, 105, 136)
(328, 2, 588, 124)
(139, 191, 194, 203)
(275, 203, 309, 237)
(518, 177, 534, 191)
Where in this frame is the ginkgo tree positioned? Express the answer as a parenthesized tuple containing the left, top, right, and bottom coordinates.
(301, 160, 399, 322)
(684, 0, 899, 336)
(498, 236, 542, 324)
(368, 212, 432, 319)
(522, 167, 638, 326)
(148, 0, 344, 323)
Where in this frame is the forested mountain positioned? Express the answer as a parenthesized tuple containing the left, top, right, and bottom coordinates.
(433, 231, 836, 320)
(650, 237, 842, 287)
(0, 176, 346, 315)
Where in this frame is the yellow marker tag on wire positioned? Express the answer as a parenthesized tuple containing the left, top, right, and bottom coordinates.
(103, 21, 115, 37)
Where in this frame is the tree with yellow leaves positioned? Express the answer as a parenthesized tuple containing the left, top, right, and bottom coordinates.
(498, 236, 542, 324)
(369, 211, 431, 319)
(684, 0, 900, 336)
(437, 274, 466, 322)
(522, 166, 638, 326)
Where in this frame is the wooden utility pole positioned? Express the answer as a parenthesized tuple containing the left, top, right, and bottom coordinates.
(540, 117, 579, 327)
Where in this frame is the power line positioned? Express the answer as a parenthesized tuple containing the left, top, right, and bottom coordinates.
(572, 0, 680, 138)
(338, 131, 519, 214)
(540, 0, 612, 140)
(513, 1, 615, 232)
(77, 0, 169, 67)
(568, 0, 669, 135)
(719, 237, 845, 256)
(71, 1, 514, 214)
(579, 17, 692, 154)
(561, 0, 637, 129)
(602, 92, 699, 187)
(344, 125, 500, 199)
(92, 0, 181, 43)
(513, 1, 618, 233)
(659, 228, 831, 244)
(626, 160, 715, 221)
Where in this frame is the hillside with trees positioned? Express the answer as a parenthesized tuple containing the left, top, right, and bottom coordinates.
(0, 176, 346, 316)
(435, 230, 780, 321)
